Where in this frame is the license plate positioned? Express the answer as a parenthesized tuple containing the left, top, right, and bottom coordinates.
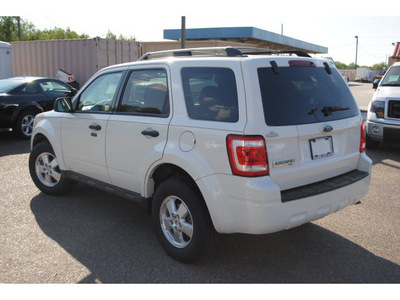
(310, 136, 334, 160)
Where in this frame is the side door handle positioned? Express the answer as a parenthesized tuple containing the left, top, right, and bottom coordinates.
(89, 123, 102, 131)
(141, 129, 159, 137)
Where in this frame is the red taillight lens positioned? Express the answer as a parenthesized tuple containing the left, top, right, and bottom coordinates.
(360, 123, 366, 152)
(227, 135, 269, 177)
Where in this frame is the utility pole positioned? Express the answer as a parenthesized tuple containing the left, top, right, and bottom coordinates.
(17, 16, 22, 41)
(181, 16, 186, 49)
(354, 35, 358, 69)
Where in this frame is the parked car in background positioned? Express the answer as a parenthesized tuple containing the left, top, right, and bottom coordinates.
(0, 77, 77, 138)
(372, 71, 386, 89)
(366, 62, 400, 148)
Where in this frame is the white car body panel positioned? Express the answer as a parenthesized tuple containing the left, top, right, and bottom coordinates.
(31, 51, 372, 235)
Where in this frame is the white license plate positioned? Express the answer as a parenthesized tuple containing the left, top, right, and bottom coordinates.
(310, 136, 334, 160)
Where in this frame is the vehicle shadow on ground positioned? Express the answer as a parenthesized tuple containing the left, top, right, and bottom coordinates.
(0, 129, 30, 157)
(366, 143, 400, 168)
(30, 184, 400, 283)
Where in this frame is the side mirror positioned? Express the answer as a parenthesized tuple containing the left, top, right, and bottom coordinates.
(373, 79, 380, 90)
(54, 97, 73, 112)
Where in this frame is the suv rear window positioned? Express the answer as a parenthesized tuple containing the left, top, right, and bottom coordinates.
(258, 66, 359, 126)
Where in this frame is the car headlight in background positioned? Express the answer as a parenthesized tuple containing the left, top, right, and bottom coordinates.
(370, 101, 385, 118)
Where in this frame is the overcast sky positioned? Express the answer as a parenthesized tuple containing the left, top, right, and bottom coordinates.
(4, 0, 400, 66)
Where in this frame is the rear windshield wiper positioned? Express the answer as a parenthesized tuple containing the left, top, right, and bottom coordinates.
(321, 106, 350, 116)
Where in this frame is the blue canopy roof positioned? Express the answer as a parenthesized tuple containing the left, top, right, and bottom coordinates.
(164, 27, 327, 54)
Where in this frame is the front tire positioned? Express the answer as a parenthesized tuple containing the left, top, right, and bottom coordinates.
(152, 177, 218, 263)
(29, 142, 75, 195)
(15, 111, 36, 139)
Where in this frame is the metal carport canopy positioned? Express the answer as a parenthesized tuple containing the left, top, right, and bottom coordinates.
(164, 27, 328, 54)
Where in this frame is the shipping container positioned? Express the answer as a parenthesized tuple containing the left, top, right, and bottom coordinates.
(11, 38, 140, 87)
(355, 67, 372, 83)
(0, 41, 13, 79)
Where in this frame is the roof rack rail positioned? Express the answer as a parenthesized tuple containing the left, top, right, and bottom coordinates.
(240, 48, 311, 58)
(138, 47, 311, 61)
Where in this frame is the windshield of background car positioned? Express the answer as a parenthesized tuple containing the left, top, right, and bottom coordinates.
(381, 66, 400, 86)
(0, 79, 24, 93)
(257, 66, 359, 126)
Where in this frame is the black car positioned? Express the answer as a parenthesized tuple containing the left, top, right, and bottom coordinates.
(0, 77, 77, 138)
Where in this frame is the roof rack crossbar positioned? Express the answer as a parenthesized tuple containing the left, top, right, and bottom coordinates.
(138, 47, 311, 60)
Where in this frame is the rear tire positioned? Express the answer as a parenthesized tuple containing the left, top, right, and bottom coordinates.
(151, 177, 218, 263)
(29, 142, 75, 195)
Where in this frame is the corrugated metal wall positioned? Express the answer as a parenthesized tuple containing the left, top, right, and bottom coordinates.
(11, 39, 140, 86)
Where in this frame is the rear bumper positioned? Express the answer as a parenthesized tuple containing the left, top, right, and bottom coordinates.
(197, 152, 372, 234)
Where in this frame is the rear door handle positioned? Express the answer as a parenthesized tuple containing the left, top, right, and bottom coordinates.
(89, 124, 102, 131)
(141, 129, 159, 137)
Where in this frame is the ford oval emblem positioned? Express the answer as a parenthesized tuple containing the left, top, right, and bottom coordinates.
(322, 125, 333, 133)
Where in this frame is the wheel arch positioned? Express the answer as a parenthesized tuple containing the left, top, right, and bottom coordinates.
(148, 163, 199, 196)
(30, 117, 66, 170)
(11, 103, 43, 123)
(145, 163, 210, 216)
(31, 133, 51, 148)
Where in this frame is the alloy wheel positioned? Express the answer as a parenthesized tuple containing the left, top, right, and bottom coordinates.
(35, 152, 61, 187)
(159, 196, 194, 248)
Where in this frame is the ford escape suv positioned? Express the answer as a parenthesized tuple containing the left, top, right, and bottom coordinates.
(29, 47, 372, 263)
(366, 62, 400, 148)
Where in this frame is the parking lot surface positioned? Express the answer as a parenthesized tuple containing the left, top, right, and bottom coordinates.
(1, 83, 399, 283)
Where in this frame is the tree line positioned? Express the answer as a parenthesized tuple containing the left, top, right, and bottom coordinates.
(0, 16, 135, 42)
(332, 60, 387, 71)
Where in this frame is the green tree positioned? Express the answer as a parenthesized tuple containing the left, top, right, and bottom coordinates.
(371, 62, 387, 70)
(105, 30, 117, 40)
(0, 16, 18, 41)
(38, 27, 89, 40)
(348, 62, 356, 69)
(105, 30, 136, 41)
(333, 61, 349, 69)
(0, 16, 88, 41)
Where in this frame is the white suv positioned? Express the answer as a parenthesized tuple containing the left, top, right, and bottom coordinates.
(366, 62, 400, 148)
(29, 47, 372, 263)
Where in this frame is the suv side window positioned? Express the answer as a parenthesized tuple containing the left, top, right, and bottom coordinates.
(118, 69, 169, 116)
(76, 72, 123, 112)
(181, 67, 239, 122)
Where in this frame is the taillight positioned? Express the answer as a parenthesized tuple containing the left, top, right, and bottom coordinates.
(227, 135, 269, 177)
(360, 124, 366, 152)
